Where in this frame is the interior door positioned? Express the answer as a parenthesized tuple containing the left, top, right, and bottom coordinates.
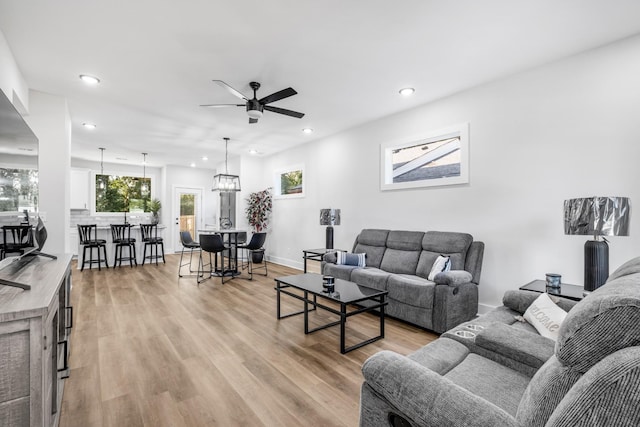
(173, 187, 203, 252)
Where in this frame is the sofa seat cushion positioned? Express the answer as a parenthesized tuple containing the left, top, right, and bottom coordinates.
(444, 353, 531, 416)
(350, 267, 390, 292)
(387, 274, 435, 308)
(322, 263, 358, 281)
(408, 337, 469, 375)
(480, 306, 539, 334)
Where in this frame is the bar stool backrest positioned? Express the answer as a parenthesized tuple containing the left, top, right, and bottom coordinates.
(200, 234, 225, 254)
(111, 224, 132, 243)
(246, 232, 267, 250)
(2, 225, 33, 248)
(140, 224, 158, 241)
(77, 224, 98, 244)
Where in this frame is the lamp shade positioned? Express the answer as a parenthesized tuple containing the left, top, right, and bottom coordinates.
(320, 209, 341, 226)
(564, 197, 630, 237)
(212, 173, 241, 192)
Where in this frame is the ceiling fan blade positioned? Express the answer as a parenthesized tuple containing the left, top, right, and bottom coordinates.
(212, 80, 249, 101)
(249, 118, 259, 124)
(259, 87, 297, 105)
(264, 105, 305, 118)
(199, 104, 245, 108)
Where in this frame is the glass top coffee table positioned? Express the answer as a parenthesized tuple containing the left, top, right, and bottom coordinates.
(275, 273, 388, 354)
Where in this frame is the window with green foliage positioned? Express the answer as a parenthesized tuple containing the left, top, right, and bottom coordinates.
(0, 168, 38, 212)
(95, 174, 152, 213)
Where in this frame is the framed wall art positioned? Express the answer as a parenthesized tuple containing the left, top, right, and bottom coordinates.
(380, 123, 469, 191)
(274, 165, 305, 199)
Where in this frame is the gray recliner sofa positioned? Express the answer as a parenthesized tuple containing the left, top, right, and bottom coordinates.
(322, 229, 484, 333)
(359, 256, 640, 427)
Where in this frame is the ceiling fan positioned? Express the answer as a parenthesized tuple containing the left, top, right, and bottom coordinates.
(201, 80, 305, 124)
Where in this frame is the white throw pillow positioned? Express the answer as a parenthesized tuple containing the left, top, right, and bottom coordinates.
(428, 255, 451, 281)
(523, 293, 568, 341)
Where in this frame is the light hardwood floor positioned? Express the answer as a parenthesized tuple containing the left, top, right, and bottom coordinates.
(59, 254, 437, 427)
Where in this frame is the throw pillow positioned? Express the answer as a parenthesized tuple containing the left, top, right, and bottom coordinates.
(523, 293, 568, 341)
(336, 252, 366, 267)
(428, 255, 451, 281)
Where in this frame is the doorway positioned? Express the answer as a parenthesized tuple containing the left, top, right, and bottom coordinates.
(173, 187, 203, 252)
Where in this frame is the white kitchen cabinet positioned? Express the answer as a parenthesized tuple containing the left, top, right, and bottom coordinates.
(70, 169, 90, 210)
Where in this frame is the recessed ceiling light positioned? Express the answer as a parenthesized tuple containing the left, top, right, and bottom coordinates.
(399, 87, 415, 96)
(82, 122, 97, 129)
(201, 156, 208, 161)
(116, 157, 128, 161)
(249, 149, 258, 155)
(190, 162, 196, 168)
(302, 128, 313, 134)
(79, 74, 100, 85)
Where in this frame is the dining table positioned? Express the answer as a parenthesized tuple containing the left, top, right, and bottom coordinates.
(197, 228, 246, 277)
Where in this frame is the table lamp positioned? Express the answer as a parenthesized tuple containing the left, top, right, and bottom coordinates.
(564, 196, 631, 291)
(320, 208, 341, 249)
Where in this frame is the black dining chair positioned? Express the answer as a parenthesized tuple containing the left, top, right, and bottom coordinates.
(197, 233, 228, 285)
(1, 224, 34, 260)
(237, 232, 268, 280)
(178, 231, 201, 277)
(110, 224, 137, 267)
(77, 224, 109, 271)
(140, 223, 165, 265)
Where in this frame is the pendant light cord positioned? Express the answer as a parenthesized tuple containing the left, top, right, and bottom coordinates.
(224, 137, 230, 174)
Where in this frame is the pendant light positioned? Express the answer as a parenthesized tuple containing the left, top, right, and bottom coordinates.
(141, 153, 149, 194)
(212, 137, 241, 192)
(98, 147, 106, 189)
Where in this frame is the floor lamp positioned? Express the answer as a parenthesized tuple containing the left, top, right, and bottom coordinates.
(320, 209, 341, 249)
(564, 196, 631, 292)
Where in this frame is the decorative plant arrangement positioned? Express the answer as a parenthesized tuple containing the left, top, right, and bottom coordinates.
(148, 198, 162, 224)
(246, 188, 272, 232)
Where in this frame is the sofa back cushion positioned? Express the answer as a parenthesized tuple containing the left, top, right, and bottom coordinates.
(416, 231, 473, 279)
(555, 274, 640, 373)
(352, 229, 389, 268)
(379, 230, 424, 274)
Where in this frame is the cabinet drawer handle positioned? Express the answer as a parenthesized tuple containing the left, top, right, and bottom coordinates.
(58, 340, 69, 379)
(66, 306, 73, 329)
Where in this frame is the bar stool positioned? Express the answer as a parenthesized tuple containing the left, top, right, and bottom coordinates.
(178, 231, 200, 277)
(140, 223, 165, 265)
(197, 234, 228, 285)
(237, 232, 268, 280)
(110, 224, 137, 268)
(77, 224, 109, 271)
(1, 224, 34, 260)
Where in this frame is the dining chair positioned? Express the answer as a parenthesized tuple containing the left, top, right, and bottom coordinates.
(77, 224, 109, 271)
(110, 224, 137, 267)
(237, 232, 268, 280)
(197, 233, 228, 285)
(140, 223, 165, 265)
(178, 231, 201, 277)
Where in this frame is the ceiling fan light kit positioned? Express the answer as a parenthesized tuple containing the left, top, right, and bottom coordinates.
(201, 80, 305, 124)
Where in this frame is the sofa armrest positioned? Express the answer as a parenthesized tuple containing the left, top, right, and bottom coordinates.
(503, 290, 579, 314)
(475, 323, 555, 369)
(362, 350, 518, 427)
(322, 251, 338, 263)
(434, 270, 473, 287)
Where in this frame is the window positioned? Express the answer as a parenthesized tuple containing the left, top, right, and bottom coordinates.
(95, 174, 152, 213)
(0, 167, 38, 212)
(380, 123, 469, 190)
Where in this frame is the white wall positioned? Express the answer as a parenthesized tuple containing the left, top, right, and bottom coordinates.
(25, 90, 71, 254)
(0, 28, 29, 113)
(260, 34, 640, 309)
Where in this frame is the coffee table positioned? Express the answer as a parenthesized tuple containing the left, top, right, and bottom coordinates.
(275, 273, 388, 354)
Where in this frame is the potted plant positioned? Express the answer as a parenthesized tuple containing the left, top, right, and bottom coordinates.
(245, 188, 272, 263)
(148, 198, 161, 224)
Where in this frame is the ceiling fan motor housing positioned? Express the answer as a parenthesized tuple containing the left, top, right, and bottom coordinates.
(247, 99, 264, 118)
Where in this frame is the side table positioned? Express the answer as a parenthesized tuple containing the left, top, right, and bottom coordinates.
(519, 280, 585, 302)
(302, 248, 342, 273)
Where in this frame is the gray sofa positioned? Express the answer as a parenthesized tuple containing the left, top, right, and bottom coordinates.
(360, 256, 640, 427)
(322, 229, 484, 333)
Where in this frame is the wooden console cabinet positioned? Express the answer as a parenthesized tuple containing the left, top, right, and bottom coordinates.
(0, 254, 72, 427)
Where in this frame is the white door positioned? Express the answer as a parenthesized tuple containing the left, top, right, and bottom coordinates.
(173, 187, 204, 252)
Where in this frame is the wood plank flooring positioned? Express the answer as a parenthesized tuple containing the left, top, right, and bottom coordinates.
(59, 254, 437, 427)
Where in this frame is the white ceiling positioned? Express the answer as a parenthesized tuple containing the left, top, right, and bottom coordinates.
(1, 0, 640, 169)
